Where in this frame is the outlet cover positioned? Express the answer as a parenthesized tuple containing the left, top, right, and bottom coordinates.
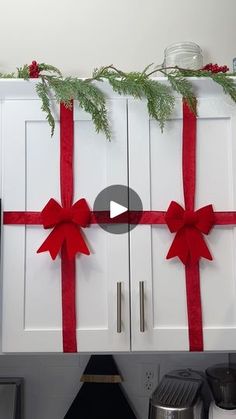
(139, 363, 159, 397)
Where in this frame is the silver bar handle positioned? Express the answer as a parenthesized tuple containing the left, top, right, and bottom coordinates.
(139, 281, 145, 332)
(117, 282, 122, 333)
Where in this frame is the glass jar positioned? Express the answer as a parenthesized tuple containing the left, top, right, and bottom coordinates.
(163, 42, 203, 70)
(233, 57, 236, 72)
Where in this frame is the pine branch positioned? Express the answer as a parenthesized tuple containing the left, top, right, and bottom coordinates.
(17, 64, 30, 79)
(178, 68, 236, 104)
(46, 76, 111, 139)
(2, 61, 236, 139)
(36, 80, 55, 136)
(92, 65, 126, 81)
(107, 72, 147, 98)
(39, 63, 62, 77)
(144, 79, 175, 130)
(164, 71, 197, 114)
(0, 72, 15, 78)
(141, 63, 155, 74)
(93, 67, 175, 130)
(209, 73, 236, 103)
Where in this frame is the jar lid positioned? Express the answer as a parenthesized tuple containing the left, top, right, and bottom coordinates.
(164, 42, 202, 54)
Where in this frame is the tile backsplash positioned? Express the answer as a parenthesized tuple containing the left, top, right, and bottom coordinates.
(0, 352, 232, 419)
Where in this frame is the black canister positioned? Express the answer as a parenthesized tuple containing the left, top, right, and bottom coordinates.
(206, 364, 236, 410)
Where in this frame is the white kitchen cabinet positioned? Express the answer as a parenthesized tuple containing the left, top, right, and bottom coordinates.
(1, 79, 236, 353)
(1, 82, 130, 352)
(129, 82, 236, 351)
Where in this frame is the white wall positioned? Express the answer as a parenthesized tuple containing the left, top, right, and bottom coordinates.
(0, 0, 235, 76)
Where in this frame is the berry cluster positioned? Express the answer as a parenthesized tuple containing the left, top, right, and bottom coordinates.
(29, 60, 40, 78)
(202, 63, 229, 73)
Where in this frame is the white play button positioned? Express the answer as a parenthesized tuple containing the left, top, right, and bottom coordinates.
(93, 185, 143, 234)
(110, 201, 128, 219)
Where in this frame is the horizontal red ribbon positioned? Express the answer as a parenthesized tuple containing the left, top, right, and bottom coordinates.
(4, 210, 236, 225)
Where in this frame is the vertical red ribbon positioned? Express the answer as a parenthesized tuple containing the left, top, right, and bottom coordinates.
(183, 101, 203, 351)
(60, 103, 77, 353)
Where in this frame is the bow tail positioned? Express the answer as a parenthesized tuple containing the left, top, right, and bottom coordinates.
(166, 227, 213, 265)
(186, 228, 213, 264)
(65, 224, 90, 259)
(166, 229, 189, 264)
(37, 225, 65, 260)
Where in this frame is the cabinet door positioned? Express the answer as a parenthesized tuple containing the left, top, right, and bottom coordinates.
(129, 97, 236, 351)
(2, 99, 130, 352)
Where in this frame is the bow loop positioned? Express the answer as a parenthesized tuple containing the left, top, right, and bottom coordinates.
(165, 201, 215, 265)
(195, 204, 215, 234)
(71, 198, 91, 227)
(37, 198, 91, 260)
(41, 198, 63, 228)
(165, 201, 185, 232)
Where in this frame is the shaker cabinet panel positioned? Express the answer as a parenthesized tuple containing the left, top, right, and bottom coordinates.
(2, 98, 130, 352)
(128, 97, 236, 351)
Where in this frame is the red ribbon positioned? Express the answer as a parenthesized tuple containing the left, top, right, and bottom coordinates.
(5, 209, 236, 226)
(165, 201, 215, 265)
(37, 198, 91, 260)
(59, 102, 79, 352)
(181, 100, 204, 351)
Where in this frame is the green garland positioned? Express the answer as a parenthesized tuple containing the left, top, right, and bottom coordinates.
(1, 62, 236, 138)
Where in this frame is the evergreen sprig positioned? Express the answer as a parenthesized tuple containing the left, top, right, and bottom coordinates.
(179, 68, 236, 104)
(44, 76, 111, 138)
(39, 63, 62, 77)
(143, 79, 175, 130)
(210, 73, 236, 102)
(164, 71, 197, 114)
(36, 80, 56, 136)
(92, 66, 175, 130)
(0, 72, 15, 78)
(17, 64, 30, 79)
(1, 61, 236, 139)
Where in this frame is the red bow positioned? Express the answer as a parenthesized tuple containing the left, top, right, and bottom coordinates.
(165, 201, 215, 265)
(37, 198, 91, 260)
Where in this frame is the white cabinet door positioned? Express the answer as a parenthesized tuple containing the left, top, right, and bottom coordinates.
(2, 98, 130, 352)
(129, 95, 236, 351)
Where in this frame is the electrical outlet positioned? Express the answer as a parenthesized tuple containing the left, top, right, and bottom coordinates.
(140, 363, 159, 396)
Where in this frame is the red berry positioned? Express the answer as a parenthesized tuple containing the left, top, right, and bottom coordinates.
(29, 60, 40, 78)
(201, 62, 229, 73)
